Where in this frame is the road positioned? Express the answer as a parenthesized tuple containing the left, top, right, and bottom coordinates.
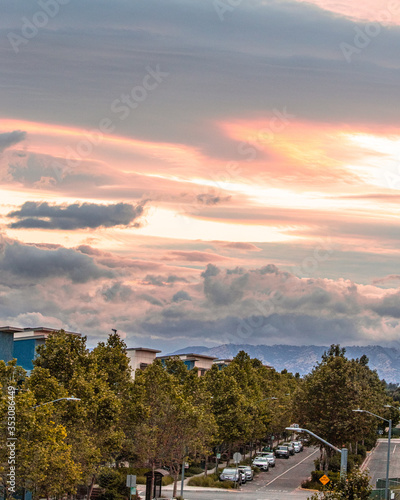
(181, 446, 319, 500)
(364, 438, 400, 489)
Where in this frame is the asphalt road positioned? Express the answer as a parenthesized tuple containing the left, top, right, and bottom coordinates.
(364, 438, 400, 489)
(182, 446, 319, 500)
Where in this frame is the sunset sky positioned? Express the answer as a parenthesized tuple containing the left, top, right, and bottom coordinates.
(2, 0, 400, 352)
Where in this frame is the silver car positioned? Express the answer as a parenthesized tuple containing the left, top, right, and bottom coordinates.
(238, 465, 254, 481)
(220, 468, 245, 482)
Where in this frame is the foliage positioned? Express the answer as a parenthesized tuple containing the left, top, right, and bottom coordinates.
(307, 468, 372, 499)
(188, 473, 235, 488)
(294, 344, 388, 469)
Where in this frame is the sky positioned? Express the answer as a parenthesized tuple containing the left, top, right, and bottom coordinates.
(1, 0, 400, 352)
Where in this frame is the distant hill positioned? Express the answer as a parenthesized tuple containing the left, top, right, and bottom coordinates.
(171, 344, 400, 383)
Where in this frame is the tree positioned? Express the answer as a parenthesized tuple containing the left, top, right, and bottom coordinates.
(308, 468, 372, 499)
(29, 330, 126, 496)
(294, 345, 387, 469)
(128, 359, 216, 497)
(0, 360, 81, 500)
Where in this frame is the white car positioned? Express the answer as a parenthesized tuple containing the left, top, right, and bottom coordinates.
(292, 440, 304, 452)
(252, 456, 269, 471)
(260, 452, 275, 467)
(292, 441, 301, 453)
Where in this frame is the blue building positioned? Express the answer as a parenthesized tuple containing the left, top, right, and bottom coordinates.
(0, 326, 81, 373)
(0, 326, 24, 364)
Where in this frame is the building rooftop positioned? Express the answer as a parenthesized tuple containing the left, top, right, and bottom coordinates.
(126, 347, 161, 353)
(158, 353, 218, 361)
(0, 326, 25, 333)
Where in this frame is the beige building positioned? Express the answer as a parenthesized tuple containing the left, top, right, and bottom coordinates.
(157, 353, 217, 376)
(126, 347, 161, 379)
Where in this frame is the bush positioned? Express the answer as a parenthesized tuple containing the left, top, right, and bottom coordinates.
(188, 473, 235, 489)
(302, 470, 340, 491)
(162, 476, 174, 486)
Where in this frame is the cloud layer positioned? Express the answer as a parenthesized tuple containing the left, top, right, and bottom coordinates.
(1, 0, 400, 351)
(7, 201, 146, 230)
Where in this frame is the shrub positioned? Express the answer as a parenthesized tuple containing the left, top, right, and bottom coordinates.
(188, 474, 235, 489)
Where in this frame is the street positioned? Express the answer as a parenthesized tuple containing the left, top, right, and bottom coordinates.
(364, 438, 400, 489)
(180, 446, 319, 500)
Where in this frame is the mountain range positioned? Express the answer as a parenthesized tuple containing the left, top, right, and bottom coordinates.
(171, 344, 400, 383)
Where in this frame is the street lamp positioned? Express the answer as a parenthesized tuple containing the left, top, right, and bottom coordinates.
(353, 409, 392, 500)
(384, 404, 400, 411)
(286, 427, 348, 479)
(32, 397, 81, 409)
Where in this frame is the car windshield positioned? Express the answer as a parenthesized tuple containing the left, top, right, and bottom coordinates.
(238, 466, 250, 470)
(255, 458, 267, 461)
(265, 453, 274, 457)
(278, 446, 288, 449)
(222, 469, 237, 474)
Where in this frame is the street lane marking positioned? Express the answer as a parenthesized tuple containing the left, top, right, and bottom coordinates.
(393, 444, 396, 454)
(263, 449, 319, 487)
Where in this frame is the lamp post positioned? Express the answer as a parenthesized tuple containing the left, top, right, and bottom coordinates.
(32, 397, 80, 409)
(286, 427, 348, 479)
(353, 409, 392, 500)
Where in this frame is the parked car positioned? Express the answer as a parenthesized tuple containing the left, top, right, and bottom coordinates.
(219, 468, 246, 483)
(238, 465, 254, 481)
(282, 442, 295, 455)
(252, 456, 270, 471)
(292, 441, 302, 452)
(262, 452, 276, 467)
(275, 445, 290, 459)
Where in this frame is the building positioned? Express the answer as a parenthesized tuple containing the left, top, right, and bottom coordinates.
(0, 326, 24, 364)
(157, 353, 217, 376)
(0, 326, 81, 373)
(213, 358, 233, 370)
(126, 347, 161, 379)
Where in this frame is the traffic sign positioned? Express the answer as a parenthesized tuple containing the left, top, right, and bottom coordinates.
(233, 452, 242, 463)
(216, 453, 221, 459)
(320, 474, 330, 485)
(126, 475, 136, 488)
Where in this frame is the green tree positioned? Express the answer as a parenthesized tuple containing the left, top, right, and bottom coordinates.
(294, 345, 387, 469)
(308, 468, 372, 499)
(30, 330, 126, 496)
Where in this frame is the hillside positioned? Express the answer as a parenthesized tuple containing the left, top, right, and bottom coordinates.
(171, 344, 400, 383)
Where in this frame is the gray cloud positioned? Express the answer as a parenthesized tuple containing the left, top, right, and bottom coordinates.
(172, 290, 192, 302)
(138, 294, 163, 306)
(196, 193, 231, 205)
(4, 0, 400, 155)
(102, 282, 133, 302)
(201, 264, 220, 278)
(0, 241, 113, 283)
(0, 131, 26, 153)
(7, 201, 146, 230)
(203, 269, 249, 306)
